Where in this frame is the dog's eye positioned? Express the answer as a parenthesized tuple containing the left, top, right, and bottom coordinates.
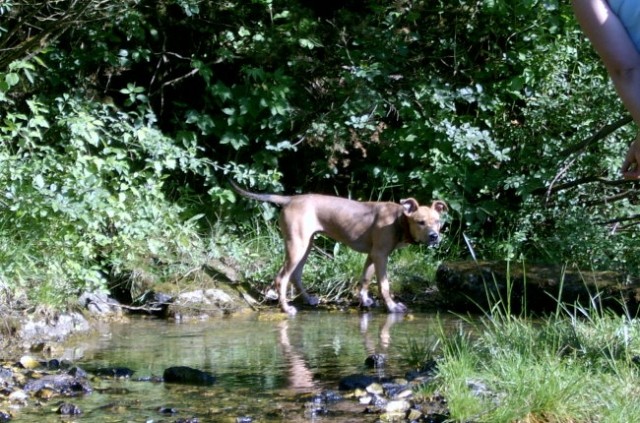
(418, 220, 426, 226)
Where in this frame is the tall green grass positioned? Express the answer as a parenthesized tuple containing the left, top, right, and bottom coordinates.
(413, 285, 640, 422)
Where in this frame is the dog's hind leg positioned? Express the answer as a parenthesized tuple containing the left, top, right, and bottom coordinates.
(275, 235, 313, 315)
(291, 244, 319, 306)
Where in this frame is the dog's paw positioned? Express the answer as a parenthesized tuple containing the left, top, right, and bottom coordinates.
(360, 296, 375, 308)
(305, 295, 320, 306)
(388, 302, 408, 314)
(359, 291, 375, 308)
(282, 304, 298, 316)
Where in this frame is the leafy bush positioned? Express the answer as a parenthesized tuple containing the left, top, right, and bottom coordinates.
(1, 0, 639, 308)
(0, 58, 208, 306)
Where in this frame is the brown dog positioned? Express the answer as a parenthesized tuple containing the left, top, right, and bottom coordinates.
(230, 181, 447, 315)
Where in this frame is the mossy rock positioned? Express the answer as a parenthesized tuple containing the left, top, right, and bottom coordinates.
(436, 261, 640, 314)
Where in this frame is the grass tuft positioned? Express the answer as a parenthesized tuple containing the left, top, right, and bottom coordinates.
(405, 264, 640, 423)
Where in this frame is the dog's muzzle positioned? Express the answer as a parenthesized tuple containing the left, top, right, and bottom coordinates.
(427, 231, 440, 247)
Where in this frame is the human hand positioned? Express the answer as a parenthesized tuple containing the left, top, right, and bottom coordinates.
(621, 137, 640, 179)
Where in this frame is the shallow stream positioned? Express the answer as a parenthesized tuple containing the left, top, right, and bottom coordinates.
(13, 311, 464, 422)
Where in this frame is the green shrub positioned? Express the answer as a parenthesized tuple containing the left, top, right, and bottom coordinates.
(0, 59, 209, 306)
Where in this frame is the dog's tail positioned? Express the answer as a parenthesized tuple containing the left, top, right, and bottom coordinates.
(229, 179, 291, 206)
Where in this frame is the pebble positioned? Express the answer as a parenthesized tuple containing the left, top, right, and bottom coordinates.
(57, 402, 82, 415)
(385, 399, 411, 413)
(0, 410, 11, 422)
(366, 382, 384, 395)
(394, 389, 414, 399)
(407, 408, 423, 421)
(8, 390, 28, 404)
(19, 356, 39, 370)
(359, 395, 373, 405)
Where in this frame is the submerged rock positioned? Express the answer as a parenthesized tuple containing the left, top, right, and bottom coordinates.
(338, 374, 378, 391)
(8, 390, 27, 404)
(406, 359, 438, 383)
(57, 402, 82, 415)
(301, 390, 342, 418)
(364, 353, 386, 369)
(0, 367, 12, 383)
(24, 373, 92, 397)
(67, 366, 88, 379)
(158, 406, 178, 414)
(94, 367, 135, 378)
(336, 354, 452, 422)
(163, 366, 216, 386)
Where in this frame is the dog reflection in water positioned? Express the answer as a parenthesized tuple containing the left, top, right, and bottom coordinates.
(276, 313, 405, 390)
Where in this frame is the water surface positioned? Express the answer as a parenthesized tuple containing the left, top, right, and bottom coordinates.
(15, 311, 463, 422)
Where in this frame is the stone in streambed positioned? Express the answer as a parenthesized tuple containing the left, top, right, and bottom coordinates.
(338, 374, 377, 391)
(163, 366, 216, 386)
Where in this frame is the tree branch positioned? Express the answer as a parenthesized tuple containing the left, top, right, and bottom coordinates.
(584, 190, 637, 207)
(600, 214, 640, 226)
(0, 0, 125, 70)
(560, 115, 633, 157)
(533, 176, 639, 196)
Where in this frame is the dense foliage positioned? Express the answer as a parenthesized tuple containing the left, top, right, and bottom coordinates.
(0, 0, 638, 306)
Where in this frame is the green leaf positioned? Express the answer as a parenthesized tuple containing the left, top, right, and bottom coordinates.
(5, 73, 19, 87)
(220, 132, 249, 150)
(33, 174, 45, 189)
(298, 38, 317, 49)
(222, 107, 236, 116)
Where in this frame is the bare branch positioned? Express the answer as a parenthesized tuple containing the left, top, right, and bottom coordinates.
(0, 0, 129, 70)
(584, 190, 638, 207)
(561, 115, 633, 157)
(154, 68, 200, 93)
(533, 176, 639, 196)
(600, 214, 640, 226)
(544, 154, 579, 204)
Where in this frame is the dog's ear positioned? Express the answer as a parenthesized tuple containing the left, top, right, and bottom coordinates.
(400, 198, 419, 214)
(431, 200, 448, 214)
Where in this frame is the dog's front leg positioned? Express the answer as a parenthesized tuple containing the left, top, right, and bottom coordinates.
(358, 256, 376, 308)
(373, 254, 408, 314)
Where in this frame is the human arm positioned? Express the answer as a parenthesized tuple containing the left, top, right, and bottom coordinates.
(572, 0, 640, 177)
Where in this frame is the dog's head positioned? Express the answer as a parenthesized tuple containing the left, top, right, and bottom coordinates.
(400, 198, 448, 246)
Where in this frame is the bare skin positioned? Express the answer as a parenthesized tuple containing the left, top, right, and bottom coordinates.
(230, 181, 448, 315)
(573, 0, 640, 177)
